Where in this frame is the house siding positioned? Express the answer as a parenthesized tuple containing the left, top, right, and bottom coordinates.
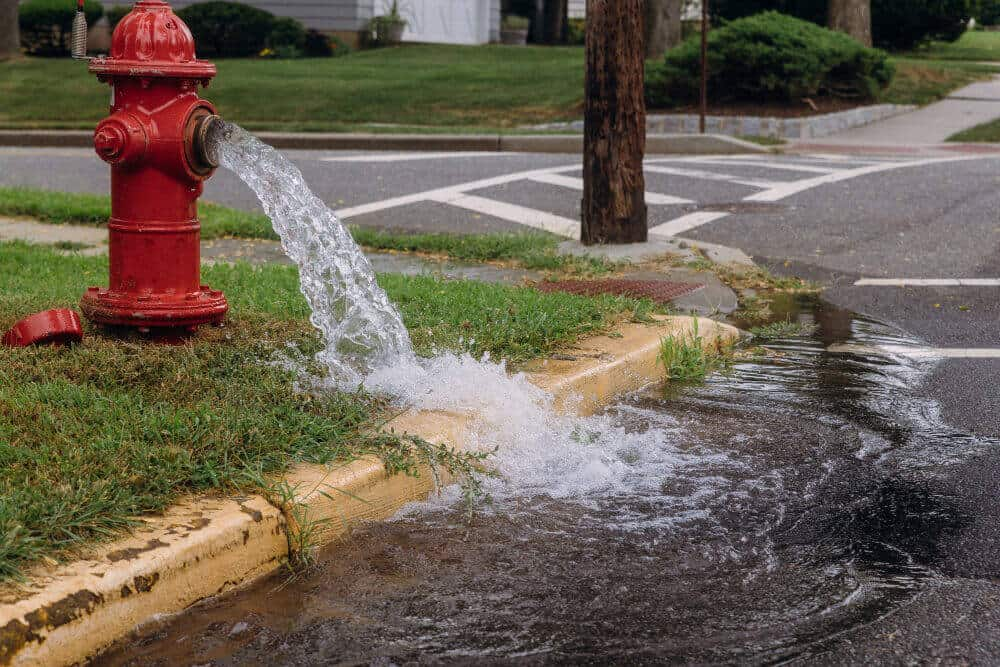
(568, 0, 585, 19)
(106, 0, 499, 41)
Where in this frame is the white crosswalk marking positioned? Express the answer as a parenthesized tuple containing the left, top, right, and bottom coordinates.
(426, 192, 580, 238)
(855, 279, 1000, 286)
(689, 159, 841, 174)
(644, 165, 782, 189)
(527, 173, 692, 205)
(649, 211, 730, 237)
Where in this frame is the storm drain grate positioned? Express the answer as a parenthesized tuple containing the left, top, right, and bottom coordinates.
(535, 279, 704, 304)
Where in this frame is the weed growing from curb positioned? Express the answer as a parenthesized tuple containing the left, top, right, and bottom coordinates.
(750, 319, 817, 339)
(657, 319, 730, 384)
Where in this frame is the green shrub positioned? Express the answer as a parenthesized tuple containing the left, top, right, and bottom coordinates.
(872, 0, 972, 49)
(567, 18, 585, 45)
(712, 0, 974, 50)
(268, 16, 306, 50)
(19, 0, 103, 56)
(177, 1, 274, 57)
(645, 12, 894, 107)
(982, 1, 1000, 25)
(105, 4, 131, 33)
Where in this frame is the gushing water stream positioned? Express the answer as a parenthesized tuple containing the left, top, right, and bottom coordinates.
(210, 123, 415, 384)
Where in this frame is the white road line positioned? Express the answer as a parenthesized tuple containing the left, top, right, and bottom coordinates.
(649, 211, 730, 237)
(333, 164, 579, 219)
(855, 278, 1000, 287)
(745, 156, 982, 203)
(426, 192, 580, 238)
(690, 159, 841, 174)
(527, 173, 692, 205)
(320, 152, 507, 163)
(644, 165, 781, 189)
(828, 343, 1000, 359)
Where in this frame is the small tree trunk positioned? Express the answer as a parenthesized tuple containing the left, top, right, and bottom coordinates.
(543, 0, 568, 43)
(828, 0, 872, 47)
(0, 0, 20, 60)
(530, 0, 546, 43)
(645, 0, 683, 59)
(582, 0, 648, 245)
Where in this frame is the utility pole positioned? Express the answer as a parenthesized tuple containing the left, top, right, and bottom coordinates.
(581, 0, 648, 245)
(700, 0, 708, 134)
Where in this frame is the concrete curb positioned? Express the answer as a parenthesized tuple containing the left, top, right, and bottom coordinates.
(0, 316, 739, 666)
(0, 130, 769, 155)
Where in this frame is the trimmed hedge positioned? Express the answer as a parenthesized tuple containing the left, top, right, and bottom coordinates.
(19, 0, 103, 56)
(646, 12, 894, 107)
(712, 0, 975, 50)
(177, 1, 274, 57)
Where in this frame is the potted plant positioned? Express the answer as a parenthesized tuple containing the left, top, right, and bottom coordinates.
(500, 14, 530, 46)
(372, 1, 407, 45)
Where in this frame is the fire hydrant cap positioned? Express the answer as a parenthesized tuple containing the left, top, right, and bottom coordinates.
(2, 309, 84, 347)
(88, 0, 216, 80)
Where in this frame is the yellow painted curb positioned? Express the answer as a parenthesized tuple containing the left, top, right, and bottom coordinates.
(0, 316, 739, 666)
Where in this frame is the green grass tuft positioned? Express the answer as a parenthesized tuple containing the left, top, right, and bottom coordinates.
(657, 320, 728, 383)
(749, 319, 818, 339)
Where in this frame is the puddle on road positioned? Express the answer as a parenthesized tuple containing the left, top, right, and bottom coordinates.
(94, 299, 987, 666)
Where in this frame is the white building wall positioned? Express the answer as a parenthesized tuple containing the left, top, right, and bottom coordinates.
(375, 0, 496, 44)
(568, 0, 585, 20)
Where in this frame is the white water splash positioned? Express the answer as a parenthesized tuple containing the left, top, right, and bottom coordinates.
(211, 122, 415, 384)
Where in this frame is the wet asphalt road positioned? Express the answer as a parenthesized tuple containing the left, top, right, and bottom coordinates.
(6, 146, 1000, 662)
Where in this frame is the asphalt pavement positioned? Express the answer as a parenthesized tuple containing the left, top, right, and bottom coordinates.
(7, 143, 1000, 662)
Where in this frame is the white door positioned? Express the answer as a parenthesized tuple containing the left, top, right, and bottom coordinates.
(379, 0, 490, 45)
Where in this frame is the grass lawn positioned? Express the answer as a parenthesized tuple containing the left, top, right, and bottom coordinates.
(946, 117, 1000, 141)
(2, 43, 994, 132)
(0, 187, 613, 275)
(0, 240, 651, 580)
(879, 57, 999, 106)
(908, 30, 1000, 62)
(0, 45, 584, 132)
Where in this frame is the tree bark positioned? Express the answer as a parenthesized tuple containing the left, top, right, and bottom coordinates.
(0, 0, 20, 60)
(543, 0, 568, 43)
(530, 0, 546, 43)
(582, 0, 648, 245)
(645, 0, 683, 59)
(828, 0, 872, 47)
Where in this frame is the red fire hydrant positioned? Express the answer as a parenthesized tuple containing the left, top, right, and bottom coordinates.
(81, 0, 227, 333)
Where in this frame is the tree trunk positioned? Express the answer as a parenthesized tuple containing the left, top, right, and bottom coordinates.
(0, 0, 19, 60)
(543, 0, 568, 43)
(530, 0, 546, 43)
(582, 0, 648, 245)
(828, 0, 872, 47)
(645, 0, 683, 59)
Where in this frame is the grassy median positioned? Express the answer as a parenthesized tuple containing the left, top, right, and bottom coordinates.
(0, 187, 614, 275)
(0, 240, 651, 579)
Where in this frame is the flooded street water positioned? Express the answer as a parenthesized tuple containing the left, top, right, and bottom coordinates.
(95, 298, 995, 665)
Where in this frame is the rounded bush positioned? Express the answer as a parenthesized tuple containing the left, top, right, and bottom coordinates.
(645, 12, 894, 107)
(712, 0, 974, 50)
(176, 1, 275, 58)
(983, 2, 1000, 26)
(19, 0, 104, 56)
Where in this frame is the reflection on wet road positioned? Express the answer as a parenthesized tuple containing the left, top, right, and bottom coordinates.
(95, 299, 994, 666)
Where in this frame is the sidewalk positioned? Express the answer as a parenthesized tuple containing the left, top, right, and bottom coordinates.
(799, 75, 1000, 146)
